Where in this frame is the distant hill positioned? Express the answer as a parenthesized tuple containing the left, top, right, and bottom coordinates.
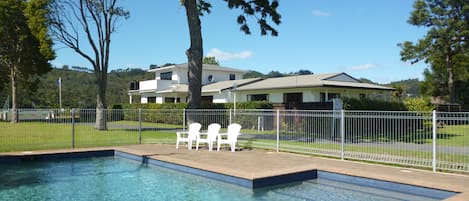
(386, 78, 421, 97)
(0, 67, 153, 108)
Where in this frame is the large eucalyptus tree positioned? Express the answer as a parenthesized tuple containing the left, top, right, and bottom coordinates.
(48, 0, 129, 130)
(182, 0, 281, 108)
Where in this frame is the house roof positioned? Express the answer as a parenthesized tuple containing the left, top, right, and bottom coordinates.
(155, 78, 263, 94)
(234, 73, 393, 91)
(148, 63, 246, 73)
(202, 78, 263, 93)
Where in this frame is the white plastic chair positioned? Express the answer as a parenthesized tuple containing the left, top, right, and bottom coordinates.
(196, 123, 221, 151)
(217, 123, 242, 152)
(176, 122, 201, 149)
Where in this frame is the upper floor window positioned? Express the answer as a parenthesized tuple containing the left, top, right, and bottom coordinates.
(160, 72, 172, 80)
(229, 74, 236, 80)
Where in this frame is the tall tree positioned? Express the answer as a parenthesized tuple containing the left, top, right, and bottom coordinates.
(48, 0, 129, 130)
(392, 84, 405, 102)
(182, 0, 281, 108)
(399, 0, 469, 103)
(0, 0, 54, 123)
(202, 56, 219, 65)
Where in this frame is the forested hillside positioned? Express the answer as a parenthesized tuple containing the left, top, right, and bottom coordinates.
(0, 67, 153, 108)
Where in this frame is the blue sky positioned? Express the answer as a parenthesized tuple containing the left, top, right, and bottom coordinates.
(52, 0, 428, 84)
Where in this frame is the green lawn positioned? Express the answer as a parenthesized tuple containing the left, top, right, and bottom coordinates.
(109, 120, 182, 129)
(0, 122, 175, 152)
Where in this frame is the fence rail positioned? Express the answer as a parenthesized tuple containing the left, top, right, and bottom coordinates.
(0, 108, 468, 173)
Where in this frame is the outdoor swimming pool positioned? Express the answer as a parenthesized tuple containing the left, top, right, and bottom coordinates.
(0, 154, 455, 201)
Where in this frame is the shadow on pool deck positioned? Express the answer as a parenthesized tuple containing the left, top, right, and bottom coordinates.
(1, 144, 469, 201)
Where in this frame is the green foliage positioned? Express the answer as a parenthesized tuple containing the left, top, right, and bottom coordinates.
(403, 97, 435, 112)
(243, 70, 264, 79)
(0, 0, 54, 110)
(399, 0, 469, 103)
(120, 101, 273, 126)
(387, 78, 421, 97)
(202, 56, 219, 65)
(122, 101, 272, 110)
(225, 101, 273, 109)
(341, 97, 407, 111)
(266, 70, 284, 78)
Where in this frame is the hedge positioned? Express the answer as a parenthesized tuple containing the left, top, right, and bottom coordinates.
(342, 97, 407, 111)
(116, 102, 273, 125)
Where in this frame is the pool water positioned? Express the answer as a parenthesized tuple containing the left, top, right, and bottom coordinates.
(0, 157, 445, 201)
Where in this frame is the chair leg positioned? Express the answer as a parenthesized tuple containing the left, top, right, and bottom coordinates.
(209, 142, 212, 151)
(231, 143, 235, 152)
(196, 141, 199, 150)
(217, 142, 220, 151)
(188, 140, 192, 150)
(176, 141, 179, 149)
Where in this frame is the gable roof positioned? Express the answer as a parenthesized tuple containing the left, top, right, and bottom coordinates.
(202, 78, 262, 93)
(155, 78, 263, 94)
(148, 63, 246, 73)
(235, 73, 393, 91)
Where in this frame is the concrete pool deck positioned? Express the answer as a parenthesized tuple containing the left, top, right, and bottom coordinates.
(1, 144, 468, 201)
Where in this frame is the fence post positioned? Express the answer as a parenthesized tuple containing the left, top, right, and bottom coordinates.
(432, 110, 437, 172)
(276, 109, 280, 152)
(71, 108, 75, 149)
(138, 108, 142, 144)
(183, 108, 186, 132)
(340, 109, 345, 160)
(229, 108, 232, 125)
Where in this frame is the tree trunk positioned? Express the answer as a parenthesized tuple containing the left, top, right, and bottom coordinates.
(446, 54, 455, 103)
(10, 66, 18, 123)
(184, 0, 203, 109)
(95, 73, 107, 130)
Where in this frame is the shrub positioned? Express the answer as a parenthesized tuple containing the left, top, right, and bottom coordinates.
(403, 97, 435, 112)
(341, 97, 406, 111)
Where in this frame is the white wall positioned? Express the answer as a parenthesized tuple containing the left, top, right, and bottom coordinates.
(156, 96, 164, 104)
(157, 68, 243, 85)
(212, 92, 228, 103)
(139, 80, 157, 91)
(201, 71, 243, 85)
(237, 87, 392, 103)
(141, 96, 148, 104)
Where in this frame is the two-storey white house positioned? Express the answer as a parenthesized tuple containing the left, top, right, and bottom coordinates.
(128, 63, 246, 104)
(128, 63, 394, 107)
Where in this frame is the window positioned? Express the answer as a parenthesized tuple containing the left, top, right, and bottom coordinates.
(165, 97, 181, 103)
(248, 94, 268, 101)
(208, 75, 214, 82)
(160, 72, 172, 80)
(201, 96, 213, 103)
(320, 93, 340, 102)
(329, 93, 340, 100)
(147, 97, 156, 103)
(229, 74, 236, 80)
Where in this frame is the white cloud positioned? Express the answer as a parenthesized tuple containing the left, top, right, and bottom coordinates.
(346, 63, 377, 70)
(312, 9, 330, 17)
(206, 48, 253, 61)
(126, 64, 138, 68)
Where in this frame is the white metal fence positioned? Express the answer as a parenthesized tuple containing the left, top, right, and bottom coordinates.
(0, 108, 468, 173)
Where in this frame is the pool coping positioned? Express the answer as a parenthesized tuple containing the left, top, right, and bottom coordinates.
(1, 144, 468, 201)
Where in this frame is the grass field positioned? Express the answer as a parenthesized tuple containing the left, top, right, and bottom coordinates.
(0, 121, 175, 152)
